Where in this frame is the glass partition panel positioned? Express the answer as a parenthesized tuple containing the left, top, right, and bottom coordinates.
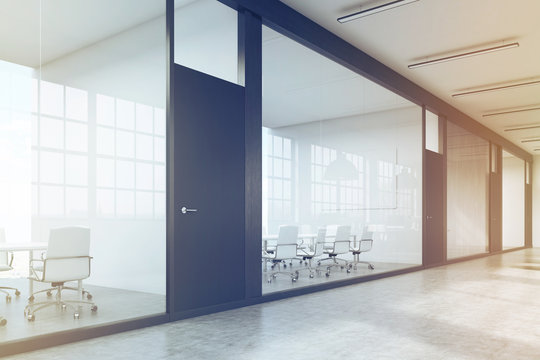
(0, 0, 166, 343)
(502, 150, 525, 249)
(425, 110, 440, 153)
(174, 0, 238, 84)
(446, 122, 489, 259)
(261, 26, 422, 294)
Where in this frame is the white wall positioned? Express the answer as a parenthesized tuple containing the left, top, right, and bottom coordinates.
(502, 153, 525, 249)
(533, 155, 540, 248)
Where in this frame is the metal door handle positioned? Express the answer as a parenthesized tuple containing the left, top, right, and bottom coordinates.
(426, 216, 432, 220)
(181, 206, 198, 214)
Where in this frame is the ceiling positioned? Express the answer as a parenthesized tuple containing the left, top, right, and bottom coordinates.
(0, 0, 166, 68)
(279, 0, 540, 154)
(262, 26, 415, 128)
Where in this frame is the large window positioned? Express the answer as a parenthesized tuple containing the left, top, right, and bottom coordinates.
(261, 26, 422, 294)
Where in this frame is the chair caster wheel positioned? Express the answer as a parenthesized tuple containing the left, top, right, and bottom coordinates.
(292, 277, 297, 282)
(346, 269, 351, 273)
(46, 291, 52, 297)
(86, 293, 93, 300)
(325, 272, 330, 277)
(27, 314, 35, 322)
(6, 295, 11, 303)
(283, 264, 287, 268)
(74, 313, 80, 319)
(91, 305, 98, 312)
(15, 290, 21, 296)
(369, 264, 375, 270)
(0, 318, 6, 326)
(28, 296, 34, 303)
(267, 278, 272, 283)
(309, 273, 314, 278)
(62, 304, 67, 311)
(340, 266, 344, 270)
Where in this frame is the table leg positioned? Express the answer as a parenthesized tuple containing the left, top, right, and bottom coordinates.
(78, 280, 83, 300)
(28, 250, 34, 296)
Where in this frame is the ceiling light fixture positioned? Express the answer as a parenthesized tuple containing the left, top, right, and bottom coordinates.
(408, 42, 519, 69)
(504, 124, 540, 132)
(453, 77, 540, 98)
(520, 138, 540, 143)
(337, 0, 419, 23)
(483, 105, 540, 118)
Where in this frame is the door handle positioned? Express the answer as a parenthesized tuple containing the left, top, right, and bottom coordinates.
(181, 206, 198, 214)
(426, 216, 433, 220)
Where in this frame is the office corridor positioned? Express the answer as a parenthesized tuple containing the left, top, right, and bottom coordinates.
(6, 248, 540, 360)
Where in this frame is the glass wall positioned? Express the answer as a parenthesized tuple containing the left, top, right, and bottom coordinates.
(261, 26, 422, 293)
(502, 150, 525, 249)
(446, 121, 489, 259)
(0, 0, 165, 343)
(174, 0, 238, 83)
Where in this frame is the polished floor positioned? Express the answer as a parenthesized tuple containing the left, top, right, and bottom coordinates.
(262, 257, 418, 294)
(0, 279, 165, 344)
(4, 248, 540, 360)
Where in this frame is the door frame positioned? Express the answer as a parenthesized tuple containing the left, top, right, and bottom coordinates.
(422, 107, 447, 267)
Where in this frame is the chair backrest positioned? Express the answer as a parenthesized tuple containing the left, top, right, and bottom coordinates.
(0, 228, 7, 267)
(275, 225, 298, 259)
(333, 225, 351, 254)
(276, 225, 298, 245)
(43, 226, 91, 282)
(47, 226, 90, 258)
(314, 227, 327, 257)
(361, 225, 373, 240)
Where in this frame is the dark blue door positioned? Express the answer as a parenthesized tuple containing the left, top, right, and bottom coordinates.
(174, 64, 245, 312)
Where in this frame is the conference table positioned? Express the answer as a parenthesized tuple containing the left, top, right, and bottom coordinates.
(0, 242, 48, 295)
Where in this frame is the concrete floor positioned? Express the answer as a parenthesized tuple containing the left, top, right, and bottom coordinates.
(4, 248, 540, 360)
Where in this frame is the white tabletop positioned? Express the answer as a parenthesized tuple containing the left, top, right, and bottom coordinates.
(0, 242, 48, 251)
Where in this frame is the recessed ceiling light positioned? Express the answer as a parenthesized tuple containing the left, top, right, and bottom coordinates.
(453, 77, 540, 98)
(520, 137, 540, 143)
(338, 0, 419, 23)
(409, 42, 519, 69)
(484, 105, 540, 117)
(504, 124, 540, 132)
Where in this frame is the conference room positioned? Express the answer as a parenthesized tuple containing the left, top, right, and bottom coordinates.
(0, 0, 166, 344)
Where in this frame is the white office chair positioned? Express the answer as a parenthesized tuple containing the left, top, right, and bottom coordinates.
(296, 227, 326, 278)
(24, 226, 97, 321)
(0, 228, 21, 303)
(262, 225, 299, 283)
(349, 226, 375, 270)
(318, 225, 351, 276)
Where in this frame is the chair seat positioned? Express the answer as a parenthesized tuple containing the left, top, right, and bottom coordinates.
(0, 265, 12, 271)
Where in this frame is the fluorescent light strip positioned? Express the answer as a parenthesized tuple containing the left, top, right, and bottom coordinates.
(521, 138, 540, 143)
(484, 105, 540, 117)
(504, 124, 540, 132)
(454, 78, 540, 98)
(337, 0, 419, 23)
(408, 42, 519, 69)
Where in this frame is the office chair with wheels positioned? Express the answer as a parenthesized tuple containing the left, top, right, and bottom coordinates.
(296, 227, 326, 278)
(262, 225, 299, 283)
(25, 226, 97, 321)
(0, 228, 21, 303)
(349, 226, 374, 270)
(318, 225, 351, 276)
